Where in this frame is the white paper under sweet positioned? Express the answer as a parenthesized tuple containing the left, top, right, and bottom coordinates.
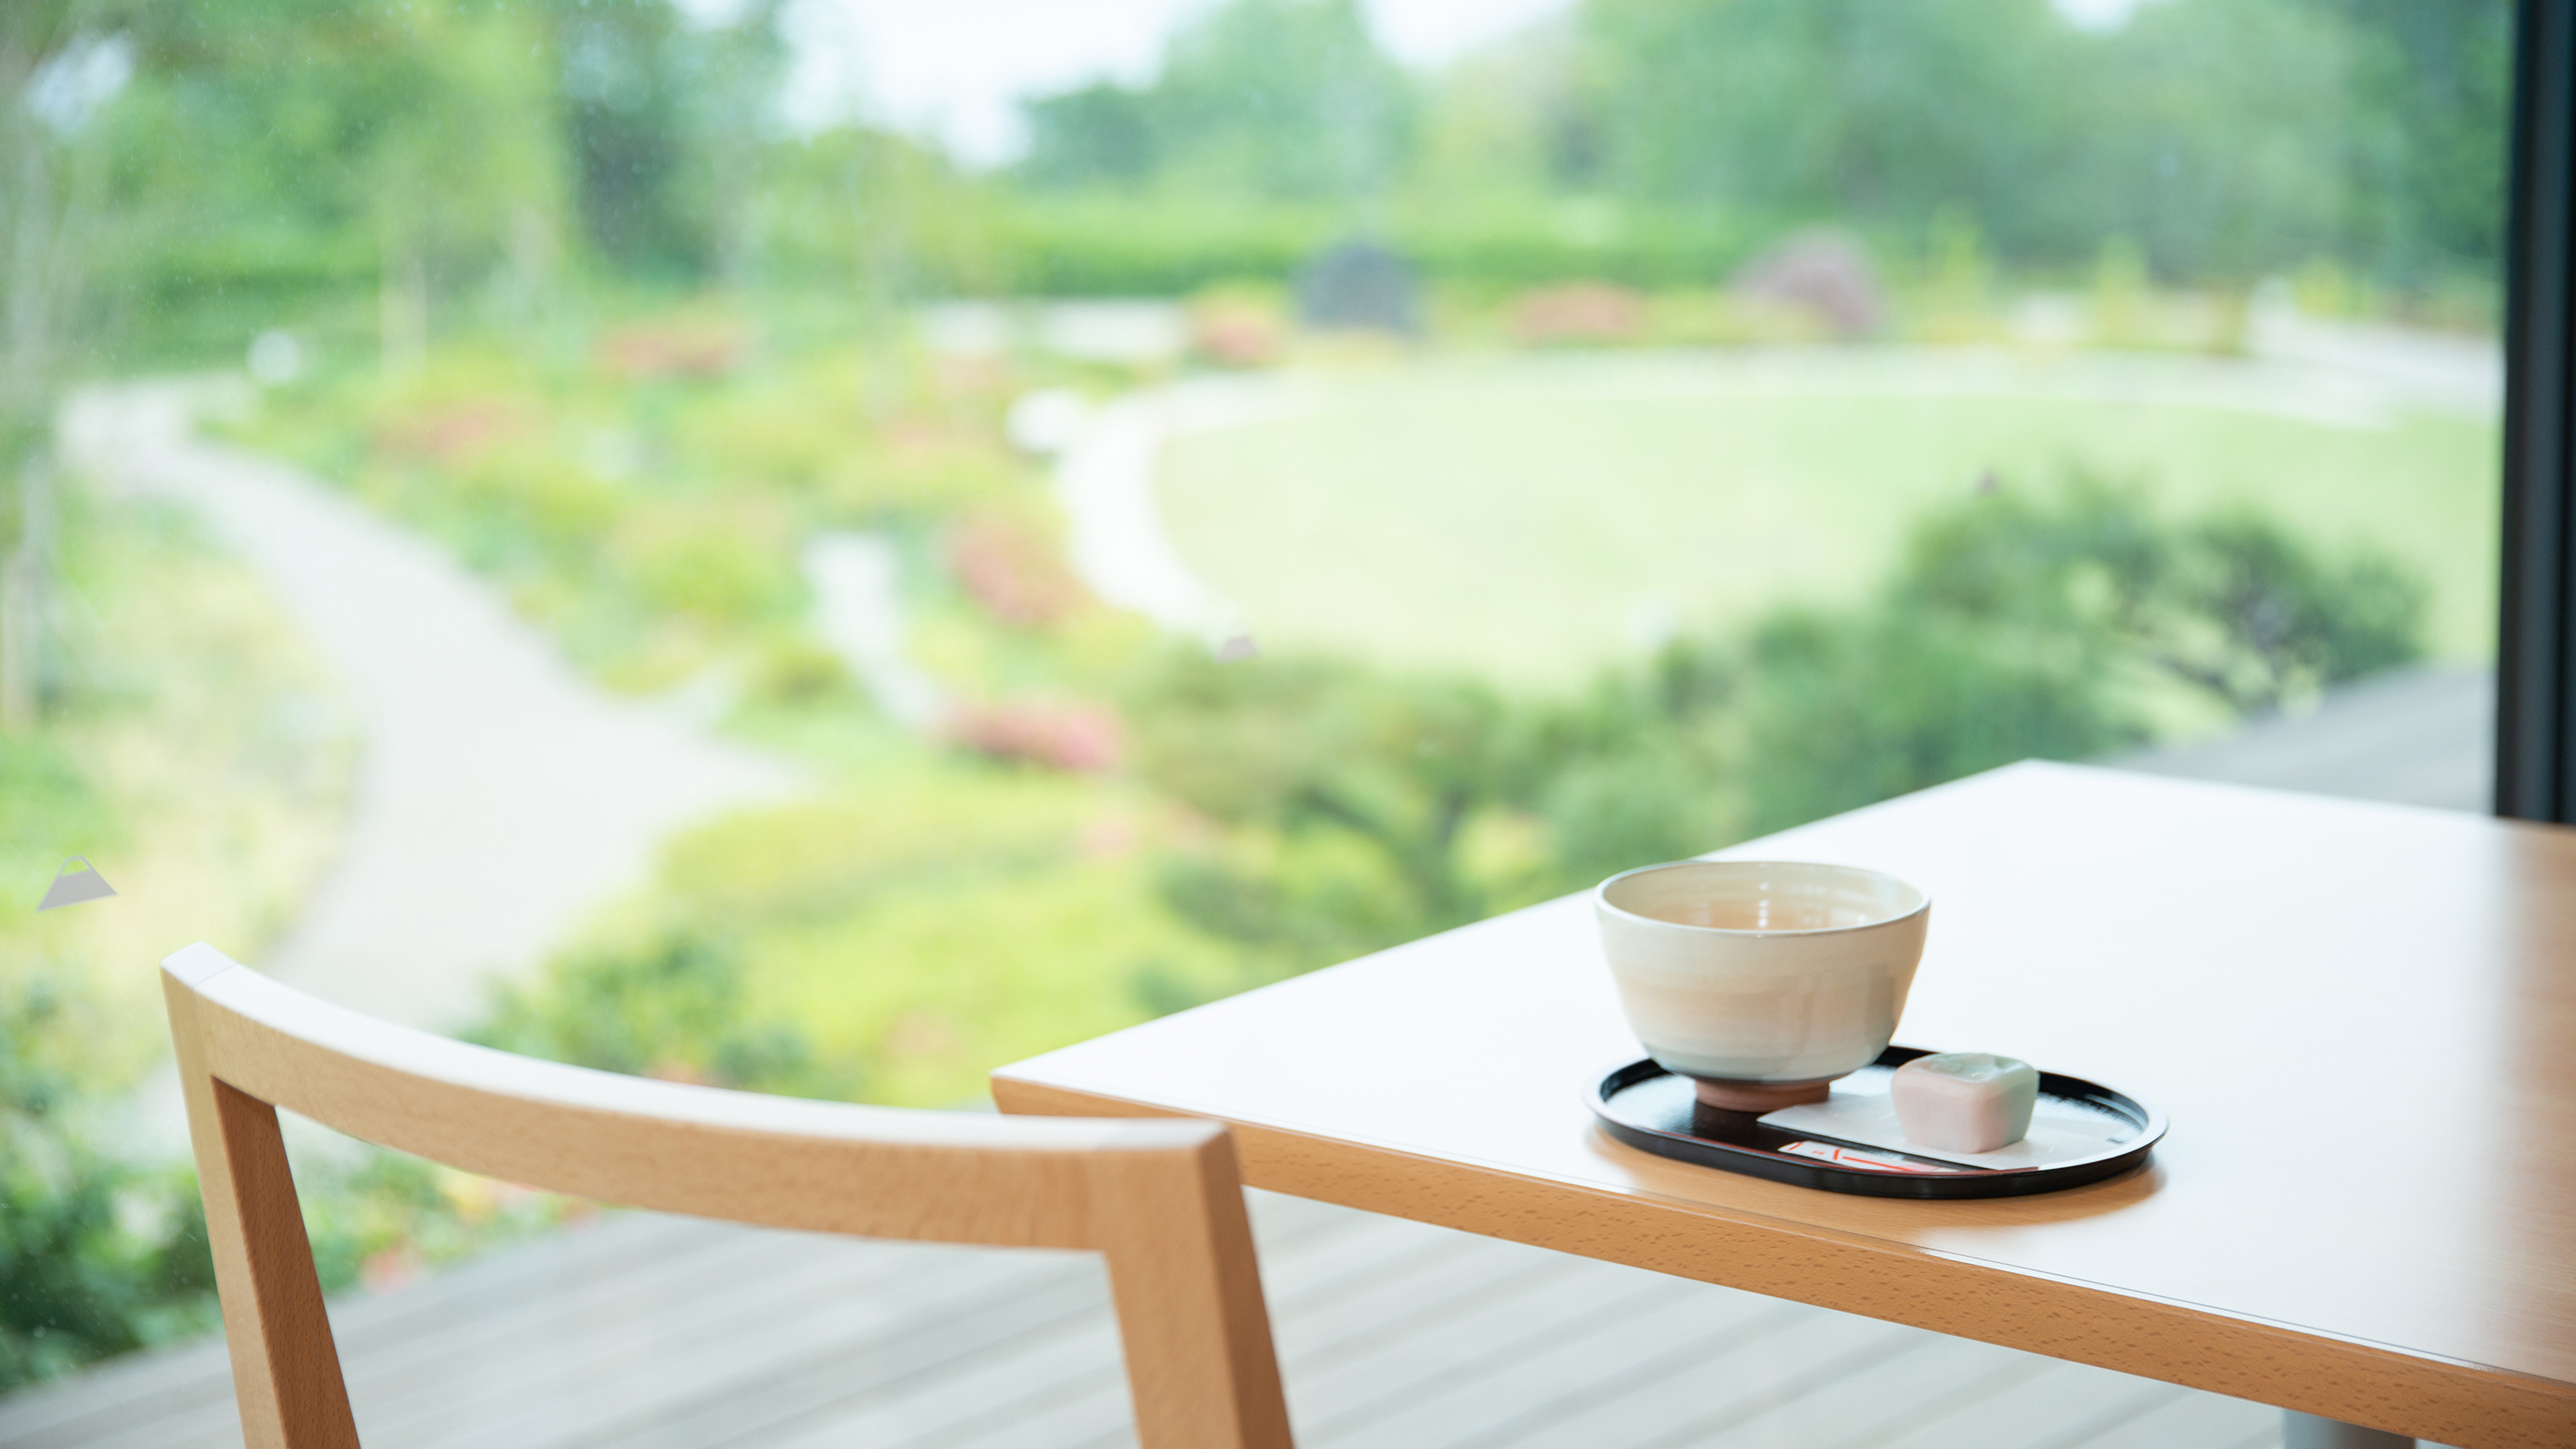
(1760, 1073, 2138, 1170)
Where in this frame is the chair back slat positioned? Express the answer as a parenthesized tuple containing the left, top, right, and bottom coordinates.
(159, 943, 1293, 1449)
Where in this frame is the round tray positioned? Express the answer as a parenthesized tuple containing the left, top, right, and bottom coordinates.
(1586, 1046, 2165, 1199)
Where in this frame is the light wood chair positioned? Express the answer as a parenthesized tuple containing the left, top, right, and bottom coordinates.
(158, 943, 1294, 1449)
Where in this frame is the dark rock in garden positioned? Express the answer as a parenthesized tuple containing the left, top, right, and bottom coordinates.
(1296, 240, 1422, 336)
(1727, 233, 1885, 339)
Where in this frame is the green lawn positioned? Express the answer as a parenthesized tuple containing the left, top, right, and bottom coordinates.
(1158, 357, 2500, 689)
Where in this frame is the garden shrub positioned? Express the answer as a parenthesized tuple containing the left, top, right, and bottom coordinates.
(1897, 479, 2430, 716)
(674, 386, 861, 495)
(460, 448, 624, 550)
(821, 428, 1024, 525)
(1125, 649, 1560, 962)
(0, 977, 218, 1392)
(611, 505, 796, 625)
(947, 513, 1092, 629)
(1735, 480, 2429, 832)
(747, 630, 855, 707)
(1538, 746, 1732, 886)
(1737, 606, 2146, 836)
(1149, 828, 1438, 976)
(474, 928, 857, 1100)
(655, 781, 1098, 923)
(1119, 480, 2436, 985)
(289, 1151, 578, 1298)
(0, 972, 589, 1393)
(945, 698, 1124, 772)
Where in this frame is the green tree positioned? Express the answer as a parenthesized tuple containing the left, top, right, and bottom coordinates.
(84, 0, 568, 370)
(80, 0, 791, 365)
(2329, 0, 2513, 291)
(1558, 0, 2506, 293)
(365, 6, 568, 369)
(1899, 480, 2427, 716)
(1018, 82, 1161, 192)
(1736, 605, 2144, 835)
(2, 3, 129, 724)
(2079, 0, 2357, 287)
(1020, 0, 1415, 209)
(548, 0, 706, 275)
(1575, 0, 2079, 246)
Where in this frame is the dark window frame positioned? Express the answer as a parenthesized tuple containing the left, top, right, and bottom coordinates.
(2497, 0, 2576, 819)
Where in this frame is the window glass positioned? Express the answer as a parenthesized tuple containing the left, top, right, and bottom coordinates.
(0, 0, 2508, 1386)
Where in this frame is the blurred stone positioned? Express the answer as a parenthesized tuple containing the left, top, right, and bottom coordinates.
(1032, 301, 1189, 365)
(1006, 388, 1093, 455)
(1622, 597, 1678, 654)
(247, 329, 303, 386)
(1727, 233, 1886, 340)
(918, 301, 1012, 357)
(1296, 240, 1421, 336)
(917, 301, 1190, 366)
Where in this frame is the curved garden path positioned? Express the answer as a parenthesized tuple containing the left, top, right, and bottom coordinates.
(62, 382, 799, 1034)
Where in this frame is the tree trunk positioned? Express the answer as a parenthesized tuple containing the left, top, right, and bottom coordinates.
(380, 234, 429, 382)
(1, 456, 51, 727)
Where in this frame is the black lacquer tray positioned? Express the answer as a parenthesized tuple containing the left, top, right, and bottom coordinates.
(1587, 1046, 2165, 1199)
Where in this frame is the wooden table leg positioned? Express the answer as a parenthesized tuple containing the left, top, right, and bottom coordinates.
(2283, 1410, 2415, 1448)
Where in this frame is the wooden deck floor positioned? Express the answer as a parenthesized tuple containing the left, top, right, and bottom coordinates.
(0, 1190, 2281, 1449)
(2114, 664, 2491, 814)
(0, 665, 2490, 1447)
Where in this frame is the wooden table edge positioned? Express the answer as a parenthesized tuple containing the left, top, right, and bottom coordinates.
(993, 1070, 2576, 1449)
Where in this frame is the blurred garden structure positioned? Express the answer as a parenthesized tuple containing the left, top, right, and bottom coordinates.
(0, 0, 2509, 1426)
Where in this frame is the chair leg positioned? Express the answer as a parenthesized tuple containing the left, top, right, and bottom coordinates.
(1091, 1134, 1294, 1449)
(2283, 1410, 2416, 1449)
(167, 974, 359, 1449)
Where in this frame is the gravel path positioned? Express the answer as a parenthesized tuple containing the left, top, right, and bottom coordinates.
(801, 531, 946, 729)
(63, 382, 799, 1034)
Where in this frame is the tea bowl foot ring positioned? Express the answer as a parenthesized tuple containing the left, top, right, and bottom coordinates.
(1689, 1075, 1835, 1113)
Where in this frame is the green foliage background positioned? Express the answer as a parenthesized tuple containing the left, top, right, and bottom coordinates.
(6, 0, 2512, 383)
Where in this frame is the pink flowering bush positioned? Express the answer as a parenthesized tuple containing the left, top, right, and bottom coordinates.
(947, 514, 1089, 627)
(946, 698, 1122, 772)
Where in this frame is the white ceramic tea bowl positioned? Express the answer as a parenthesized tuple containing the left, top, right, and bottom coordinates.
(1594, 861, 1931, 1111)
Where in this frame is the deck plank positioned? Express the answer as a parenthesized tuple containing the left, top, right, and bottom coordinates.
(1470, 1305, 1923, 1447)
(2112, 663, 2490, 812)
(415, 1245, 1079, 1449)
(1867, 1358, 2184, 1449)
(1311, 1276, 1785, 1447)
(0, 1211, 699, 1447)
(1654, 1331, 2057, 1449)
(2061, 1385, 2279, 1449)
(356, 1234, 993, 1445)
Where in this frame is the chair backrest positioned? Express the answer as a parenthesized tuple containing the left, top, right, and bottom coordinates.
(158, 943, 1293, 1449)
